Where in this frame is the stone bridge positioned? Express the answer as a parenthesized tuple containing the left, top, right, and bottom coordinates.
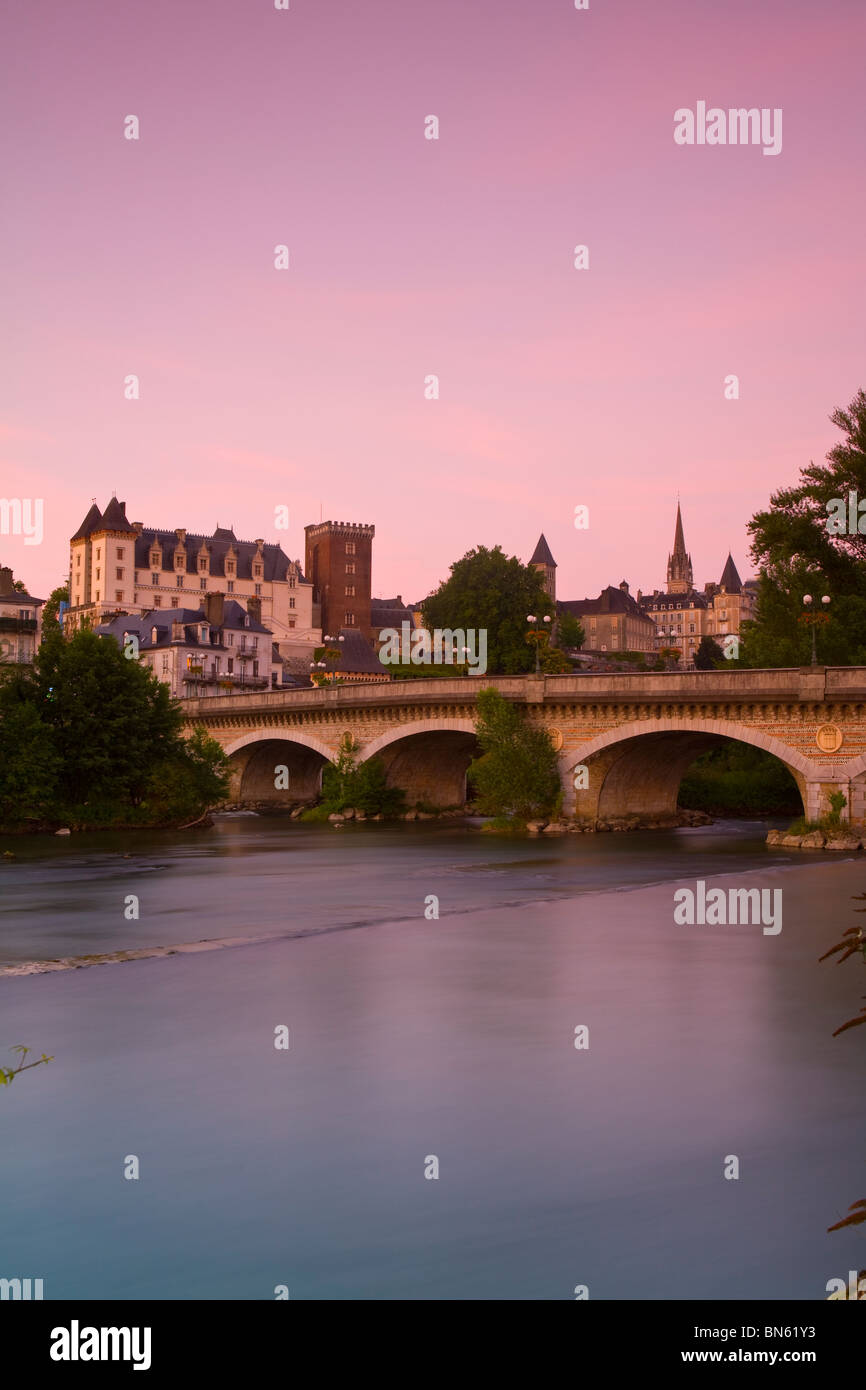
(181, 667, 866, 825)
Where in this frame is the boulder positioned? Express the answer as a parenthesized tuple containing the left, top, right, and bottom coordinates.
(825, 835, 863, 852)
(327, 813, 345, 824)
(765, 829, 783, 845)
(341, 808, 356, 820)
(55, 828, 71, 836)
(781, 834, 803, 847)
(543, 822, 566, 834)
(799, 831, 826, 849)
(526, 820, 546, 833)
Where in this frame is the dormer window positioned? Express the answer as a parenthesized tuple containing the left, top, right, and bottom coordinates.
(254, 564, 262, 578)
(151, 626, 158, 643)
(199, 558, 207, 572)
(199, 625, 207, 642)
(176, 554, 185, 569)
(226, 561, 235, 576)
(244, 615, 250, 627)
(150, 552, 160, 567)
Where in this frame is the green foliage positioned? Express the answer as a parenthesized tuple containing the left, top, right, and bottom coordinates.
(694, 635, 725, 669)
(678, 742, 802, 815)
(317, 733, 406, 817)
(468, 687, 560, 819)
(743, 389, 866, 667)
(556, 612, 585, 650)
(0, 1046, 53, 1087)
(0, 630, 231, 829)
(388, 664, 468, 680)
(41, 585, 68, 632)
(421, 545, 554, 675)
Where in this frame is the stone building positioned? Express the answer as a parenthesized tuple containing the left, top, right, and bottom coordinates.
(304, 520, 375, 640)
(67, 497, 318, 660)
(95, 594, 282, 699)
(638, 503, 757, 667)
(0, 566, 43, 666)
(559, 581, 657, 655)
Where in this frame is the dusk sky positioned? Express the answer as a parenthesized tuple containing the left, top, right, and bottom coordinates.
(2, 0, 865, 604)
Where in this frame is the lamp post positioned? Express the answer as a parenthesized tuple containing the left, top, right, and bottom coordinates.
(801, 593, 830, 665)
(526, 613, 551, 674)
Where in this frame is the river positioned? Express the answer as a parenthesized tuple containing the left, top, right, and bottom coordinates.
(1, 816, 864, 1300)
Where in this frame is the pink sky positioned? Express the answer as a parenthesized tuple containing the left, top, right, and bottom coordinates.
(2, 0, 865, 606)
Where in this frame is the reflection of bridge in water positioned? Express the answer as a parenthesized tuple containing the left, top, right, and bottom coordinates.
(181, 668, 866, 825)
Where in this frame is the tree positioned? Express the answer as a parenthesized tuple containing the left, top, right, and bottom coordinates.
(313, 733, 406, 816)
(694, 635, 725, 669)
(556, 612, 585, 650)
(742, 390, 866, 667)
(421, 546, 554, 675)
(41, 585, 69, 632)
(468, 687, 560, 819)
(33, 629, 182, 813)
(0, 674, 61, 824)
(142, 727, 230, 824)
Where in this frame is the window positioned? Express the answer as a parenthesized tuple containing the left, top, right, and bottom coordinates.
(150, 552, 159, 567)
(253, 660, 259, 676)
(228, 580, 235, 593)
(288, 619, 295, 629)
(170, 597, 179, 608)
(151, 627, 159, 644)
(153, 596, 162, 607)
(288, 575, 296, 589)
(688, 623, 695, 633)
(227, 659, 234, 674)
(344, 611, 355, 625)
(289, 597, 295, 609)
(96, 568, 100, 580)
(199, 558, 207, 572)
(200, 578, 206, 589)
(96, 548, 101, 559)
(162, 653, 169, 673)
(76, 554, 81, 566)
(345, 562, 355, 575)
(176, 575, 183, 587)
(254, 565, 262, 578)
(176, 556, 184, 570)
(226, 562, 235, 575)
(116, 568, 123, 580)
(345, 585, 355, 597)
(115, 591, 123, 602)
(345, 541, 355, 555)
(152, 573, 159, 585)
(255, 583, 262, 596)
(200, 626, 207, 643)
(116, 548, 123, 560)
(251, 637, 258, 650)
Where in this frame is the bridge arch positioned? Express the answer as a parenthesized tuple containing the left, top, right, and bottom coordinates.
(223, 729, 335, 805)
(560, 718, 811, 821)
(360, 718, 479, 808)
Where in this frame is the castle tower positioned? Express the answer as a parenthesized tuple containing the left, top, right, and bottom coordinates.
(304, 520, 375, 639)
(666, 501, 693, 595)
(530, 533, 557, 601)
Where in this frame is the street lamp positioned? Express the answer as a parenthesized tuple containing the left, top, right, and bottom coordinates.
(526, 613, 551, 674)
(801, 593, 831, 665)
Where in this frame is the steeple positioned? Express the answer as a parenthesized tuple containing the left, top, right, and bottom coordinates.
(530, 533, 557, 601)
(718, 552, 742, 594)
(666, 501, 693, 595)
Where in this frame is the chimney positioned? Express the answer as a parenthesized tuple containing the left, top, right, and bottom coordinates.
(171, 619, 184, 642)
(203, 591, 225, 627)
(247, 595, 262, 624)
(132, 521, 143, 535)
(619, 580, 629, 594)
(0, 567, 13, 596)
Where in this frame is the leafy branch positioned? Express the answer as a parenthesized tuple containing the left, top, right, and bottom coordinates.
(0, 1045, 54, 1087)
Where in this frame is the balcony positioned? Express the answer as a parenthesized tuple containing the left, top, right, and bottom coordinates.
(0, 616, 37, 632)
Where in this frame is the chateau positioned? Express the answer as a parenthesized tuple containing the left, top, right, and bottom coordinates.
(67, 497, 319, 658)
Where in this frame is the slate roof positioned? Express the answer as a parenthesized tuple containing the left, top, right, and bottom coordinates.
(718, 553, 743, 593)
(135, 526, 300, 582)
(530, 534, 557, 567)
(95, 599, 272, 651)
(559, 586, 650, 619)
(640, 589, 708, 611)
(319, 628, 390, 676)
(71, 503, 103, 541)
(371, 597, 414, 629)
(0, 589, 44, 607)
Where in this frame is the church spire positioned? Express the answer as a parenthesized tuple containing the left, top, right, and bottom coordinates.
(666, 500, 693, 594)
